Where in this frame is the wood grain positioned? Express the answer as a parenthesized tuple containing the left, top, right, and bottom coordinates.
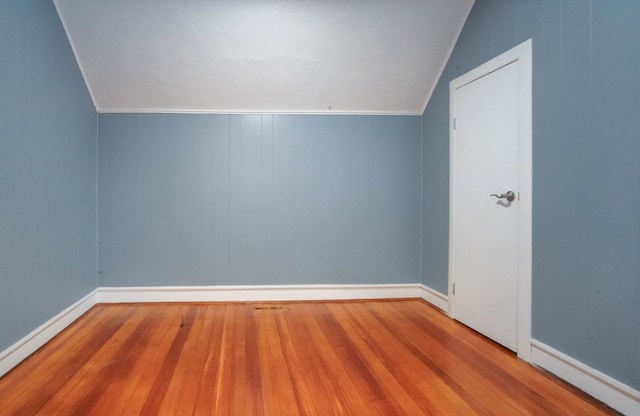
(0, 300, 618, 415)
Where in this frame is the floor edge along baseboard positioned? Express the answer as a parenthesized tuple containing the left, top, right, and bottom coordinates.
(530, 339, 639, 415)
(0, 283, 423, 377)
(0, 289, 98, 377)
(1, 284, 636, 416)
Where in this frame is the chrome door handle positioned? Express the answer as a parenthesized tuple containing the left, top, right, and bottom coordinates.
(490, 191, 515, 202)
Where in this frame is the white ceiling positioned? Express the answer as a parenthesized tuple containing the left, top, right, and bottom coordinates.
(54, 0, 474, 115)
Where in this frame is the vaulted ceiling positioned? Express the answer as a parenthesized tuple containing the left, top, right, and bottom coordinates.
(53, 0, 474, 114)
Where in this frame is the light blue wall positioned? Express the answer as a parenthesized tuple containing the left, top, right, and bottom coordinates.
(421, 0, 640, 389)
(0, 0, 97, 352)
(98, 114, 421, 286)
(5, 0, 636, 394)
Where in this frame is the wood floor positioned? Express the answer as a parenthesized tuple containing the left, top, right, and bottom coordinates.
(0, 299, 617, 415)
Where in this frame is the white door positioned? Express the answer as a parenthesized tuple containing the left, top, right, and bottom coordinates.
(449, 41, 532, 355)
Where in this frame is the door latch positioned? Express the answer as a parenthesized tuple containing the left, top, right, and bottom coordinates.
(490, 191, 515, 202)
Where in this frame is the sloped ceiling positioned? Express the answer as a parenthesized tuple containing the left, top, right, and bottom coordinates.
(54, 0, 473, 114)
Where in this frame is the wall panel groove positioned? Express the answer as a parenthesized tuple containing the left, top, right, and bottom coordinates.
(98, 114, 421, 287)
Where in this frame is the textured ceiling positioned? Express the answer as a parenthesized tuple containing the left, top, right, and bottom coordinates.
(54, 0, 474, 114)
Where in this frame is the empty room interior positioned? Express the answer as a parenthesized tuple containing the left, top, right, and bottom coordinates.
(0, 0, 638, 415)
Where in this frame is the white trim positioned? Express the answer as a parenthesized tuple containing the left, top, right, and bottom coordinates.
(531, 340, 640, 416)
(95, 108, 421, 116)
(0, 284, 423, 377)
(0, 289, 98, 377)
(515, 39, 533, 363)
(98, 283, 451, 313)
(96, 283, 422, 304)
(448, 39, 533, 362)
(2, 285, 637, 416)
(419, 285, 448, 312)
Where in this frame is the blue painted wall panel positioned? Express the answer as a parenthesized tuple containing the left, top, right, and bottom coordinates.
(0, 0, 97, 352)
(98, 114, 421, 286)
(421, 0, 640, 389)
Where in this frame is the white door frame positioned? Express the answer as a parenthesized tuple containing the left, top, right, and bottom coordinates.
(448, 39, 532, 362)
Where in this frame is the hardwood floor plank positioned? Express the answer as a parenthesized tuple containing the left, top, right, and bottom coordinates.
(140, 304, 197, 415)
(304, 302, 387, 414)
(210, 304, 240, 416)
(79, 305, 200, 415)
(374, 300, 612, 415)
(256, 308, 301, 416)
(340, 302, 484, 415)
(277, 304, 345, 415)
(273, 307, 325, 416)
(205, 304, 231, 415)
(244, 305, 267, 416)
(1, 305, 140, 416)
(163, 305, 219, 415)
(105, 305, 196, 416)
(384, 301, 565, 414)
(324, 303, 435, 415)
(46, 305, 158, 416)
(69, 312, 161, 415)
(10, 309, 146, 415)
(0, 300, 618, 416)
(358, 301, 523, 415)
(319, 303, 428, 415)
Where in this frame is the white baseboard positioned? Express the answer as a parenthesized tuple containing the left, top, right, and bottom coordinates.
(531, 339, 639, 416)
(4, 285, 635, 416)
(418, 284, 448, 312)
(0, 289, 98, 377)
(0, 283, 426, 377)
(96, 283, 423, 303)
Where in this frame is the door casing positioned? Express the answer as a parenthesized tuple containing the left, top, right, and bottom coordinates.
(448, 39, 532, 362)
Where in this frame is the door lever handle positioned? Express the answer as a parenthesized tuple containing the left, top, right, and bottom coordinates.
(490, 191, 515, 202)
